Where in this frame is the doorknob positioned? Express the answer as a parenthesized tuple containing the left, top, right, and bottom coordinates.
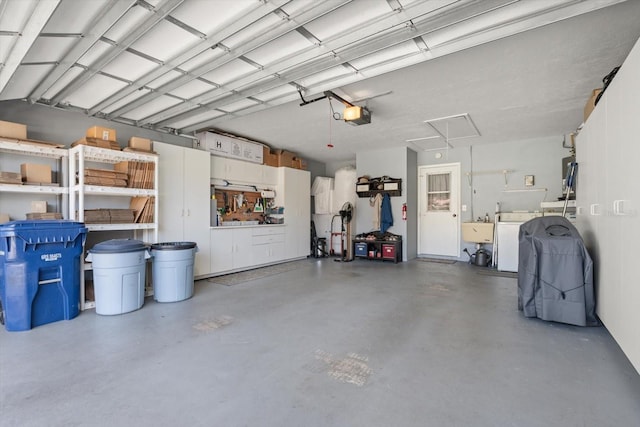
(452, 213, 457, 217)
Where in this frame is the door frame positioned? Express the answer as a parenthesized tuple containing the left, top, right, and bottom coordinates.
(417, 162, 461, 257)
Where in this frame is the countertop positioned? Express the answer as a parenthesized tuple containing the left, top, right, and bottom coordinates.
(210, 224, 285, 229)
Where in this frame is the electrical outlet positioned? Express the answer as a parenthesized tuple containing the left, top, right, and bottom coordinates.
(461, 204, 467, 212)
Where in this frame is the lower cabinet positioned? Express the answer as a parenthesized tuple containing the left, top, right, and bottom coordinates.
(210, 226, 286, 275)
(252, 227, 285, 265)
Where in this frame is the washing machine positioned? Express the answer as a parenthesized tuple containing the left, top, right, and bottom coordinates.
(496, 212, 542, 272)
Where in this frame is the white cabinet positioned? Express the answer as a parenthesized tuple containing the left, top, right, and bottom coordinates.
(252, 227, 285, 265)
(210, 228, 234, 273)
(0, 138, 68, 220)
(232, 227, 254, 270)
(496, 222, 522, 272)
(262, 165, 278, 186)
(68, 144, 159, 310)
(210, 227, 260, 273)
(575, 38, 640, 373)
(210, 226, 286, 275)
(208, 159, 308, 276)
(210, 155, 278, 186)
(155, 142, 210, 277)
(278, 167, 310, 259)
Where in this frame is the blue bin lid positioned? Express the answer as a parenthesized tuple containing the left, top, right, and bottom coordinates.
(0, 220, 88, 242)
(0, 220, 87, 233)
(90, 239, 147, 254)
(150, 241, 197, 250)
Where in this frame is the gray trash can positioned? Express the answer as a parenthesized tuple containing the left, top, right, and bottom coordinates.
(150, 242, 197, 303)
(86, 239, 150, 315)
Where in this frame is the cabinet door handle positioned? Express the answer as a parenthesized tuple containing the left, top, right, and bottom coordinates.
(590, 204, 601, 216)
(613, 200, 628, 216)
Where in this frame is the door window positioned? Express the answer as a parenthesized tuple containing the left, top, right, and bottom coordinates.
(427, 173, 450, 211)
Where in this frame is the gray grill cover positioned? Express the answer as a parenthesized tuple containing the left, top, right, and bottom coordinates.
(517, 216, 597, 326)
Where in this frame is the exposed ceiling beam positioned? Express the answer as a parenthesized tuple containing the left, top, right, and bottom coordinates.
(48, 0, 186, 106)
(102, 0, 351, 120)
(151, 0, 487, 129)
(176, 0, 627, 134)
(87, 0, 297, 116)
(0, 0, 61, 93)
(27, 0, 137, 102)
(141, 0, 463, 127)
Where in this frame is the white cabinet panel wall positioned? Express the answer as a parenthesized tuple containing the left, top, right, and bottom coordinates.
(575, 38, 640, 372)
(279, 167, 311, 259)
(208, 155, 310, 275)
(155, 142, 211, 277)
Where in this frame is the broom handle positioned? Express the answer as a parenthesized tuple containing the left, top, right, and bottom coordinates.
(562, 162, 577, 217)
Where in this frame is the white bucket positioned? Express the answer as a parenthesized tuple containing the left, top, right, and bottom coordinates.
(151, 242, 197, 303)
(86, 239, 151, 315)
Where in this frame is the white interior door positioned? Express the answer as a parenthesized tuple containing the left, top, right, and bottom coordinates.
(418, 163, 460, 257)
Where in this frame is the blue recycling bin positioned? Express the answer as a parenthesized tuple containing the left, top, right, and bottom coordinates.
(0, 220, 88, 331)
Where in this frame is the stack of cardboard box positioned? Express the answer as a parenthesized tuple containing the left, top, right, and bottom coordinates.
(263, 147, 307, 170)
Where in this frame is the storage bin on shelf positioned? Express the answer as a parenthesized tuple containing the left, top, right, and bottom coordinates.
(352, 231, 402, 263)
(150, 242, 198, 303)
(86, 239, 150, 315)
(0, 220, 87, 331)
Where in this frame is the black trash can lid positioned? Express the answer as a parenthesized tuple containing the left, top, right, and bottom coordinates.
(90, 239, 147, 254)
(150, 241, 197, 250)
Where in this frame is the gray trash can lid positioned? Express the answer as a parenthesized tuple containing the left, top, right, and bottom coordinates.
(151, 241, 197, 250)
(90, 239, 147, 254)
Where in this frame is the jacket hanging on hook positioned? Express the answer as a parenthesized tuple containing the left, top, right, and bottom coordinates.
(380, 193, 393, 233)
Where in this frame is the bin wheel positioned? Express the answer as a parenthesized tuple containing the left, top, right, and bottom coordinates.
(0, 301, 4, 326)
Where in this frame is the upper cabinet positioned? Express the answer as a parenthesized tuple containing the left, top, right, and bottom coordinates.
(211, 155, 278, 186)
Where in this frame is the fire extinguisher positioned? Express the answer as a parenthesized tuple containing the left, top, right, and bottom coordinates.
(402, 203, 407, 220)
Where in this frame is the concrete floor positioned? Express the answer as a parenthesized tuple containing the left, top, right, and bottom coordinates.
(1, 259, 639, 427)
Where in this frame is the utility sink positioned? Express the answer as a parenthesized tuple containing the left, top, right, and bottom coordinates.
(461, 222, 494, 243)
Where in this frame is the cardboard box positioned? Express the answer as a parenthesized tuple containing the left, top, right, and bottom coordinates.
(0, 213, 10, 223)
(31, 201, 47, 213)
(274, 149, 296, 168)
(584, 88, 602, 122)
(0, 120, 27, 139)
(86, 126, 117, 142)
(72, 137, 121, 150)
(263, 146, 278, 167)
(293, 157, 307, 170)
(129, 136, 152, 152)
(20, 163, 52, 183)
(0, 171, 22, 184)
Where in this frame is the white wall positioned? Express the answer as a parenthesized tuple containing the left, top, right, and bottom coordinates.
(356, 146, 416, 261)
(417, 136, 571, 258)
(0, 100, 192, 148)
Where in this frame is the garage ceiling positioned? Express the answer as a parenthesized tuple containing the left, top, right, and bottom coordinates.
(1, 0, 639, 164)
